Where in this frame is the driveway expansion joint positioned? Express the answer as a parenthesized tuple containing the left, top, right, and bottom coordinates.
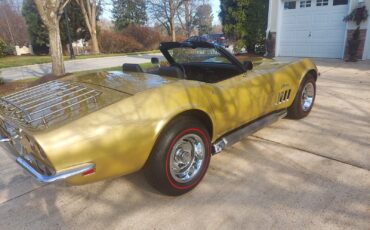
(251, 135, 370, 172)
(0, 183, 48, 206)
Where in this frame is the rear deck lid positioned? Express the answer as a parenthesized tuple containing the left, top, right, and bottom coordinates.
(0, 80, 123, 129)
(67, 71, 178, 95)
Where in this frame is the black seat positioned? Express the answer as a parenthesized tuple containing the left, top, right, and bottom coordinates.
(122, 63, 143, 73)
(158, 66, 184, 79)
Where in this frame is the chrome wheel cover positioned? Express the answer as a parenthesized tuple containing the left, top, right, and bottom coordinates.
(301, 82, 315, 112)
(169, 133, 205, 183)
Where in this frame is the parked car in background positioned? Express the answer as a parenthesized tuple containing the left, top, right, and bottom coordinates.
(0, 41, 317, 196)
(187, 34, 234, 54)
(187, 34, 229, 48)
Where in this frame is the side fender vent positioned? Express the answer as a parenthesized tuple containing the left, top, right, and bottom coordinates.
(276, 89, 291, 105)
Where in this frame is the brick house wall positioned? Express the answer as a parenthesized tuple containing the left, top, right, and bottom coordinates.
(266, 32, 277, 57)
(344, 29, 367, 60)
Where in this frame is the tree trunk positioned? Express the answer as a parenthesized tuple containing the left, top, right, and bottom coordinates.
(33, 0, 71, 76)
(90, 30, 99, 54)
(89, 1, 99, 54)
(48, 22, 65, 76)
(170, 18, 176, 42)
(184, 1, 191, 38)
(76, 0, 100, 54)
(170, 0, 176, 42)
(86, 6, 99, 54)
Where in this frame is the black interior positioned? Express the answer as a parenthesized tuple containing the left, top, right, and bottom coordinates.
(158, 66, 184, 79)
(156, 41, 248, 83)
(122, 42, 248, 83)
(122, 63, 143, 73)
(182, 63, 243, 83)
(156, 63, 243, 83)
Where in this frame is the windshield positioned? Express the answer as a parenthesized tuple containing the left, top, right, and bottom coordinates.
(168, 47, 231, 64)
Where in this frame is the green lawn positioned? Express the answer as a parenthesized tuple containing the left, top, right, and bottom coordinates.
(0, 50, 159, 69)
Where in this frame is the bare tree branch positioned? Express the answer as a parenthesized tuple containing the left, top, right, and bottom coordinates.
(75, 0, 99, 54)
(147, 0, 185, 41)
(178, 0, 199, 37)
(59, 0, 72, 17)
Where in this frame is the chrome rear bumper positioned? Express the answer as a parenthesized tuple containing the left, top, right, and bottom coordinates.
(16, 157, 95, 183)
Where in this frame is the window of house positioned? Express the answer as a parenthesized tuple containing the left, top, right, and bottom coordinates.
(284, 1, 297, 9)
(333, 0, 348, 5)
(300, 0, 312, 8)
(317, 0, 329, 6)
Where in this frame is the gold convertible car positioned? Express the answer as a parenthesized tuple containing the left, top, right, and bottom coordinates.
(0, 42, 317, 195)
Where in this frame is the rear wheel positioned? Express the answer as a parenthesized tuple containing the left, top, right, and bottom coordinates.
(287, 74, 316, 119)
(144, 117, 211, 196)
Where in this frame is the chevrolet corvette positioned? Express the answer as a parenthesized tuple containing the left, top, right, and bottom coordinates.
(0, 41, 317, 195)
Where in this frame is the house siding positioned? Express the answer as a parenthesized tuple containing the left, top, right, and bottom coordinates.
(364, 12, 370, 59)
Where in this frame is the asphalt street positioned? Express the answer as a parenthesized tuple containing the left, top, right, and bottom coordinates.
(0, 59, 369, 230)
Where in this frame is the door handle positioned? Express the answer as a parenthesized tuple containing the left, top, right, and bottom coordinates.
(308, 32, 312, 37)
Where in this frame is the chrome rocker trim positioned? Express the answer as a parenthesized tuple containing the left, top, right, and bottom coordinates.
(16, 157, 95, 183)
(212, 110, 287, 154)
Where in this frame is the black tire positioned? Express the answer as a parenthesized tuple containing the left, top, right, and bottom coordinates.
(144, 116, 211, 196)
(287, 73, 316, 119)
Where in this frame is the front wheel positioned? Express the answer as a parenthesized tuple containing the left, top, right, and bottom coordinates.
(144, 117, 211, 196)
(287, 74, 316, 119)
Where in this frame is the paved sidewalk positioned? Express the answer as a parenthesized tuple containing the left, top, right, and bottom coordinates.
(0, 53, 162, 81)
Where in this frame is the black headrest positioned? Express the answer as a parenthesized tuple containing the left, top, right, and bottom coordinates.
(158, 66, 184, 79)
(122, 63, 143, 73)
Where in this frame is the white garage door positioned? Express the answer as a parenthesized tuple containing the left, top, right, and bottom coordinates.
(365, 24, 370, 59)
(279, 0, 349, 58)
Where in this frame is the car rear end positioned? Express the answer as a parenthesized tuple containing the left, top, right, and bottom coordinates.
(0, 120, 95, 183)
(0, 80, 112, 183)
(0, 71, 183, 185)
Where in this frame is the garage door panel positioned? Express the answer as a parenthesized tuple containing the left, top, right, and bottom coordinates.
(281, 30, 311, 41)
(311, 29, 346, 41)
(279, 0, 348, 58)
(310, 43, 343, 58)
(279, 46, 295, 56)
(312, 12, 347, 27)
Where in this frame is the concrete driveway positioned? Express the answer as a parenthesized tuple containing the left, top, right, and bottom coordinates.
(0, 59, 369, 230)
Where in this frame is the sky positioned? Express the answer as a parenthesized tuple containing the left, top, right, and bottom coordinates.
(102, 0, 221, 25)
(210, 0, 221, 25)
